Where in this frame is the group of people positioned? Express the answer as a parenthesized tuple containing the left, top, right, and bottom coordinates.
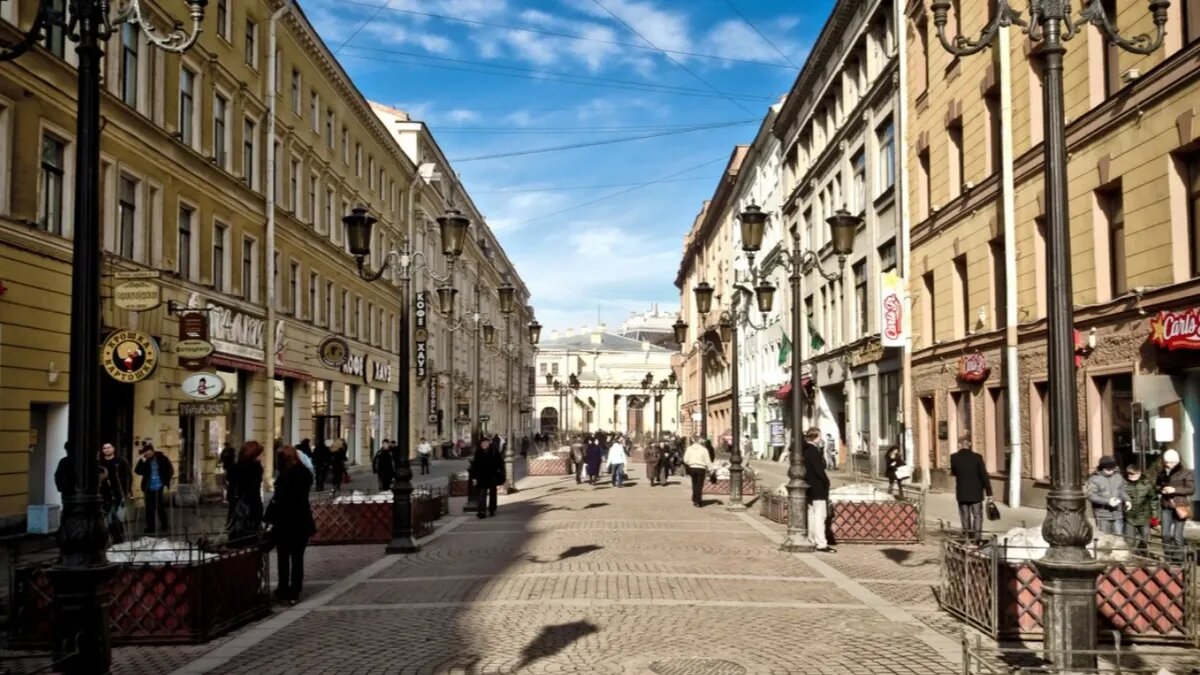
(55, 441, 175, 542)
(567, 433, 633, 487)
(1086, 449, 1194, 558)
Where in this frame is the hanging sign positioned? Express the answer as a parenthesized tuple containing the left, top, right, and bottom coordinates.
(179, 401, 229, 416)
(178, 312, 211, 371)
(880, 271, 906, 348)
(958, 353, 990, 383)
(342, 353, 366, 378)
(187, 293, 284, 363)
(428, 366, 439, 423)
(1150, 308, 1200, 351)
(181, 372, 225, 401)
(318, 335, 350, 368)
(113, 280, 162, 311)
(101, 329, 160, 383)
(415, 291, 429, 380)
(371, 358, 392, 384)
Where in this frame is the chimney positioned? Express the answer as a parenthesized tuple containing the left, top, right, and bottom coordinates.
(590, 324, 604, 345)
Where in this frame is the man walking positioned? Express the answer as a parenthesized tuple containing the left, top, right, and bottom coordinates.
(416, 437, 433, 475)
(373, 440, 395, 491)
(683, 436, 712, 507)
(802, 428, 834, 552)
(571, 441, 586, 485)
(1086, 455, 1128, 535)
(469, 437, 505, 518)
(99, 442, 132, 544)
(607, 437, 628, 488)
(950, 435, 992, 542)
(134, 442, 174, 534)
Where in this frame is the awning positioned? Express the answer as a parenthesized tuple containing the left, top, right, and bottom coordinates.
(775, 383, 792, 400)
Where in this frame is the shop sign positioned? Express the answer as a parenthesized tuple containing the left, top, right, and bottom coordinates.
(958, 353, 990, 383)
(849, 338, 884, 368)
(178, 312, 210, 371)
(372, 360, 392, 384)
(101, 329, 160, 383)
(179, 401, 229, 416)
(187, 293, 284, 363)
(1150, 308, 1200, 350)
(176, 339, 214, 360)
(318, 335, 350, 368)
(113, 270, 161, 280)
(415, 291, 429, 380)
(768, 421, 786, 448)
(181, 372, 224, 401)
(428, 368, 438, 423)
(342, 353, 366, 378)
(880, 272, 906, 347)
(113, 280, 162, 311)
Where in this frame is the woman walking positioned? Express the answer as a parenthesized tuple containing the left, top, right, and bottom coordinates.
(584, 436, 604, 485)
(884, 445, 906, 499)
(266, 445, 316, 605)
(329, 439, 348, 494)
(228, 441, 265, 543)
(1157, 449, 1194, 562)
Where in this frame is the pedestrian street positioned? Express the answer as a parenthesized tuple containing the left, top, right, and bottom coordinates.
(114, 468, 967, 675)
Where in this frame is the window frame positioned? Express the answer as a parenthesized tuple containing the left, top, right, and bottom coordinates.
(178, 64, 199, 149)
(213, 89, 231, 170)
(242, 235, 259, 302)
(116, 172, 140, 260)
(244, 19, 258, 68)
(120, 23, 139, 108)
(876, 118, 895, 195)
(177, 201, 196, 281)
(38, 130, 69, 237)
(213, 220, 229, 291)
(243, 116, 258, 189)
(216, 0, 230, 41)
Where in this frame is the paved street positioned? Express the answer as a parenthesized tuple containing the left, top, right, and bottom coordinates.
(111, 465, 965, 675)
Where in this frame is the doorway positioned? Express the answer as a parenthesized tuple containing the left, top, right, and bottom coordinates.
(28, 404, 68, 507)
(919, 395, 937, 470)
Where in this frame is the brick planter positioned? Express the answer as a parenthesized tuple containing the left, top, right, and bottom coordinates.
(310, 494, 440, 545)
(700, 474, 757, 496)
(526, 457, 570, 476)
(759, 491, 788, 524)
(829, 499, 922, 544)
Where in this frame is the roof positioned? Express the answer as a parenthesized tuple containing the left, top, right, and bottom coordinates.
(538, 331, 674, 354)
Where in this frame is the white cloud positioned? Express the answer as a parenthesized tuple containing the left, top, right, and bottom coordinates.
(445, 108, 482, 123)
(703, 20, 791, 64)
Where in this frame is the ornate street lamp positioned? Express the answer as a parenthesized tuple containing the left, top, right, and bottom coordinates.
(672, 317, 689, 345)
(693, 281, 715, 315)
(436, 208, 470, 258)
(528, 320, 543, 346)
(1, 2, 207, 670)
(928, 1, 1167, 666)
(738, 204, 859, 549)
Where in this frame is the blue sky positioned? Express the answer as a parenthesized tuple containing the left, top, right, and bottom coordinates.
(303, 0, 833, 332)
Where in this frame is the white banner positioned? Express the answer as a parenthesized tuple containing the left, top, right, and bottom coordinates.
(879, 272, 906, 348)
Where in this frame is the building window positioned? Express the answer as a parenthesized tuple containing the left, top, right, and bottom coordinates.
(325, 188, 334, 234)
(326, 282, 334, 328)
(291, 69, 301, 114)
(356, 298, 363, 337)
(44, 0, 65, 57)
(242, 237, 256, 301)
(341, 291, 350, 334)
(341, 127, 349, 164)
(1186, 0, 1200, 43)
(880, 371, 900, 447)
(245, 20, 257, 68)
(291, 262, 301, 315)
(853, 260, 868, 338)
(990, 237, 1006, 329)
(120, 24, 139, 107)
(311, 92, 320, 133)
(1184, 152, 1200, 277)
(273, 252, 281, 311)
(1092, 373, 1133, 468)
(1029, 59, 1045, 148)
(213, 93, 228, 169)
(1034, 216, 1048, 317)
(179, 67, 196, 147)
(326, 109, 335, 148)
(952, 390, 973, 450)
(38, 134, 66, 235)
(855, 377, 870, 453)
(917, 148, 931, 220)
(922, 271, 936, 344)
(177, 205, 193, 279)
(355, 143, 362, 177)
(308, 175, 318, 226)
(1098, 182, 1126, 297)
(878, 239, 896, 273)
(985, 89, 1003, 176)
(915, 13, 929, 94)
(213, 222, 227, 290)
(954, 255, 969, 337)
(1102, 0, 1122, 98)
(877, 119, 895, 194)
(851, 150, 866, 214)
(290, 158, 300, 214)
(367, 302, 375, 344)
(310, 272, 320, 323)
(987, 388, 1008, 472)
(216, 0, 229, 40)
(948, 117, 965, 198)
(117, 176, 137, 259)
(242, 120, 258, 188)
(368, 157, 376, 190)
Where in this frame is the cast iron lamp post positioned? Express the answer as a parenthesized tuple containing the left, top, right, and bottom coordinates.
(0, 2, 206, 671)
(344, 206, 466, 553)
(641, 374, 672, 439)
(673, 290, 734, 494)
(928, 1, 1167, 667)
(736, 205, 859, 551)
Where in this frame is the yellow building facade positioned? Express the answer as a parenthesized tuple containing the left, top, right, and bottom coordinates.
(905, 0, 1200, 505)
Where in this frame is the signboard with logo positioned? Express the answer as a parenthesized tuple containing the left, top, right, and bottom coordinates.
(769, 420, 785, 447)
(179, 401, 229, 416)
(958, 353, 990, 383)
(427, 367, 438, 423)
(101, 329, 160, 383)
(342, 353, 366, 378)
(1150, 308, 1200, 350)
(187, 293, 284, 364)
(880, 271, 906, 348)
(372, 360, 392, 384)
(181, 372, 225, 401)
(415, 291, 429, 380)
(318, 336, 350, 368)
(113, 280, 162, 311)
(178, 312, 212, 371)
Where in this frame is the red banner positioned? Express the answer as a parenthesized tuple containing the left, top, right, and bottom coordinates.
(959, 353, 990, 382)
(1150, 308, 1200, 350)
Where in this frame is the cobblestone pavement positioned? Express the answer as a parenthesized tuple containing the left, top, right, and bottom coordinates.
(102, 466, 1192, 674)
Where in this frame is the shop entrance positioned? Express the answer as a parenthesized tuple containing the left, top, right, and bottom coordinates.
(99, 375, 135, 463)
(28, 403, 68, 507)
(314, 415, 342, 446)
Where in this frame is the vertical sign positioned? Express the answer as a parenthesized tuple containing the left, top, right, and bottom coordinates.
(414, 291, 428, 379)
(427, 362, 438, 423)
(879, 271, 906, 348)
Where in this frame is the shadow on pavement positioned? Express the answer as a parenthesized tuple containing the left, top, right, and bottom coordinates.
(581, 503, 608, 510)
(518, 620, 600, 669)
(697, 499, 724, 508)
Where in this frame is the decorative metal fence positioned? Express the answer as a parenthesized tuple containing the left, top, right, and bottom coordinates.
(309, 490, 443, 545)
(960, 629, 1200, 674)
(526, 457, 570, 476)
(758, 490, 924, 544)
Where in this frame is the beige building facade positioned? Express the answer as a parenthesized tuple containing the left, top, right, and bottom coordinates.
(904, 0, 1200, 506)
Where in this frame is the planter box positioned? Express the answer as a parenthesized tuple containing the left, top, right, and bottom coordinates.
(701, 474, 757, 496)
(449, 477, 470, 498)
(310, 494, 440, 545)
(10, 546, 269, 646)
(526, 457, 570, 476)
(829, 499, 922, 544)
(759, 491, 788, 524)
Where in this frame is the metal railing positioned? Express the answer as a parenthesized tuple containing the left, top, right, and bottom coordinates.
(961, 629, 1200, 674)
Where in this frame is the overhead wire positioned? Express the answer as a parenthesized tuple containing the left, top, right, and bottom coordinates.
(475, 176, 716, 193)
(434, 119, 756, 135)
(718, 0, 801, 69)
(327, 0, 796, 70)
(588, 0, 759, 117)
(448, 120, 755, 163)
(331, 0, 392, 55)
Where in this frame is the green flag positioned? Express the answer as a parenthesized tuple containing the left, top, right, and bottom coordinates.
(779, 333, 791, 366)
(809, 318, 825, 351)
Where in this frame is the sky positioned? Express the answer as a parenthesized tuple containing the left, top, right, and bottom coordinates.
(302, 0, 834, 332)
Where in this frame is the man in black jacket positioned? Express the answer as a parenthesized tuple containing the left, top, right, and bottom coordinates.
(470, 438, 506, 518)
(802, 427, 835, 552)
(950, 435, 992, 542)
(134, 442, 174, 534)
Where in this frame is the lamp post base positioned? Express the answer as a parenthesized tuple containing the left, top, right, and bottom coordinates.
(1035, 556, 1105, 671)
(386, 539, 421, 554)
(387, 484, 421, 555)
(725, 503, 747, 513)
(779, 535, 815, 553)
(49, 563, 117, 675)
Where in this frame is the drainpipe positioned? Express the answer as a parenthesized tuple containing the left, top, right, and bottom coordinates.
(894, 0, 920, 486)
(264, 0, 292, 483)
(999, 26, 1023, 506)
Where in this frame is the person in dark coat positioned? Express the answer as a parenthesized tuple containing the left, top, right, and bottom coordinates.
(950, 435, 993, 542)
(802, 428, 834, 552)
(134, 442, 174, 535)
(228, 441, 265, 543)
(373, 440, 395, 491)
(296, 438, 312, 459)
(266, 445, 316, 605)
(219, 441, 237, 503)
(884, 445, 906, 499)
(99, 442, 132, 544)
(329, 440, 348, 494)
(584, 437, 604, 485)
(312, 440, 331, 491)
(469, 438, 506, 518)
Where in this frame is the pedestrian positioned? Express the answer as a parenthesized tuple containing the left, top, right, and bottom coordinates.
(417, 437, 433, 475)
(704, 438, 716, 463)
(470, 437, 505, 518)
(1124, 464, 1155, 552)
(228, 441, 265, 543)
(607, 436, 628, 487)
(219, 440, 237, 503)
(824, 433, 838, 471)
(312, 439, 331, 491)
(520, 436, 530, 459)
(1086, 455, 1128, 535)
(950, 435, 992, 543)
(683, 436, 712, 507)
(656, 442, 675, 486)
(265, 444, 316, 605)
(884, 445, 906, 499)
(570, 441, 586, 484)
(134, 442, 174, 535)
(1157, 448, 1194, 562)
(801, 428, 835, 552)
(373, 440, 395, 491)
(329, 439, 348, 494)
(98, 442, 131, 544)
(296, 438, 312, 459)
(584, 437, 604, 485)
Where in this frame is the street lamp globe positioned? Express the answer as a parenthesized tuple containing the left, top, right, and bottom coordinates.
(527, 319, 542, 346)
(827, 208, 861, 257)
(739, 204, 768, 253)
(693, 282, 715, 315)
(436, 208, 470, 258)
(718, 315, 733, 344)
(483, 322, 496, 346)
(672, 318, 688, 345)
(343, 207, 376, 259)
(498, 281, 517, 315)
(754, 281, 777, 314)
(436, 285, 458, 316)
